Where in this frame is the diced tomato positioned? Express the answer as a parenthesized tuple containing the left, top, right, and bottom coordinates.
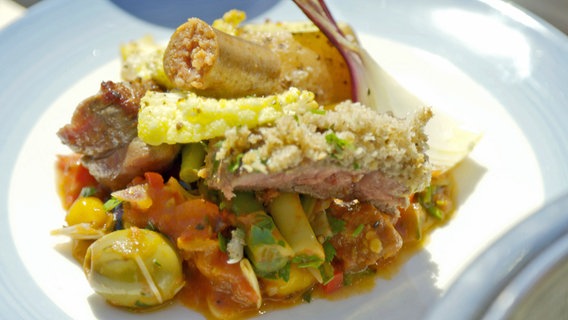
(122, 173, 230, 245)
(194, 249, 261, 309)
(55, 154, 99, 210)
(161, 199, 220, 242)
(144, 171, 164, 188)
(322, 271, 344, 294)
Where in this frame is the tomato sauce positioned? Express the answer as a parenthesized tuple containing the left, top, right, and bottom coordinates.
(55, 154, 456, 319)
(55, 154, 101, 210)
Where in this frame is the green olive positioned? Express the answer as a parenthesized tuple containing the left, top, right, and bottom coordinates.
(83, 227, 185, 308)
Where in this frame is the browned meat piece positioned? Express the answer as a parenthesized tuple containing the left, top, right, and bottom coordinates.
(163, 18, 281, 98)
(205, 103, 432, 214)
(82, 138, 180, 190)
(57, 80, 160, 157)
(57, 79, 180, 190)
(327, 200, 403, 273)
(209, 163, 411, 214)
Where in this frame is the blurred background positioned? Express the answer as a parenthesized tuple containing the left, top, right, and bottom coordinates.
(511, 0, 568, 34)
(1, 0, 568, 34)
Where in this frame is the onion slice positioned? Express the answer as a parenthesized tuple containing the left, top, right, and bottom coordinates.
(292, 0, 481, 171)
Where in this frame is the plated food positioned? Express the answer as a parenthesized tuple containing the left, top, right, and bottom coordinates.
(52, 2, 479, 319)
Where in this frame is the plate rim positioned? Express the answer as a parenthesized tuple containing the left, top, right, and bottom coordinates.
(2, 0, 568, 319)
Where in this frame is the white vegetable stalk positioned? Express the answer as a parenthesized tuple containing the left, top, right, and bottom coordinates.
(227, 228, 246, 264)
(293, 0, 481, 171)
(51, 223, 106, 240)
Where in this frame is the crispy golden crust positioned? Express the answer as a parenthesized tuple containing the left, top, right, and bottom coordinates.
(207, 104, 432, 213)
(239, 25, 352, 105)
(217, 103, 432, 184)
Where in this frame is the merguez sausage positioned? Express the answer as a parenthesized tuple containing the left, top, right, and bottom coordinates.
(163, 18, 281, 98)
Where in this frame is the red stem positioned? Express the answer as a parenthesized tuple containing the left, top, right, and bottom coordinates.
(292, 0, 365, 102)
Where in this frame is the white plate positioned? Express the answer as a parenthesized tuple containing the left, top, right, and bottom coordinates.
(2, 0, 568, 319)
(427, 192, 568, 319)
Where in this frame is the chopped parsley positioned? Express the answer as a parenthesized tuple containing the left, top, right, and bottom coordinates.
(310, 108, 326, 115)
(352, 224, 365, 237)
(256, 262, 291, 282)
(218, 232, 228, 253)
(327, 213, 346, 235)
(292, 255, 323, 268)
(325, 131, 350, 154)
(419, 186, 444, 219)
(79, 186, 96, 198)
(103, 197, 122, 212)
(302, 289, 313, 303)
(250, 224, 276, 246)
(228, 153, 243, 172)
(318, 262, 335, 285)
(323, 240, 336, 263)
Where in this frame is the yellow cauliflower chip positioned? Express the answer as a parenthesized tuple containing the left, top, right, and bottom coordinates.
(137, 87, 318, 145)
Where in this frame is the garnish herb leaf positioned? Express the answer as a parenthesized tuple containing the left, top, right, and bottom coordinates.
(352, 224, 364, 237)
(278, 262, 291, 282)
(325, 131, 349, 153)
(103, 197, 122, 212)
(292, 255, 323, 268)
(250, 225, 277, 246)
(310, 108, 326, 115)
(79, 186, 97, 198)
(318, 262, 335, 285)
(302, 288, 313, 303)
(327, 214, 346, 234)
(323, 240, 336, 263)
(255, 262, 291, 282)
(218, 232, 228, 253)
(229, 153, 243, 172)
(419, 186, 444, 219)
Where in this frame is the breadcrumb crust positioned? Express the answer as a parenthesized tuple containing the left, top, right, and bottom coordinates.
(216, 102, 432, 193)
